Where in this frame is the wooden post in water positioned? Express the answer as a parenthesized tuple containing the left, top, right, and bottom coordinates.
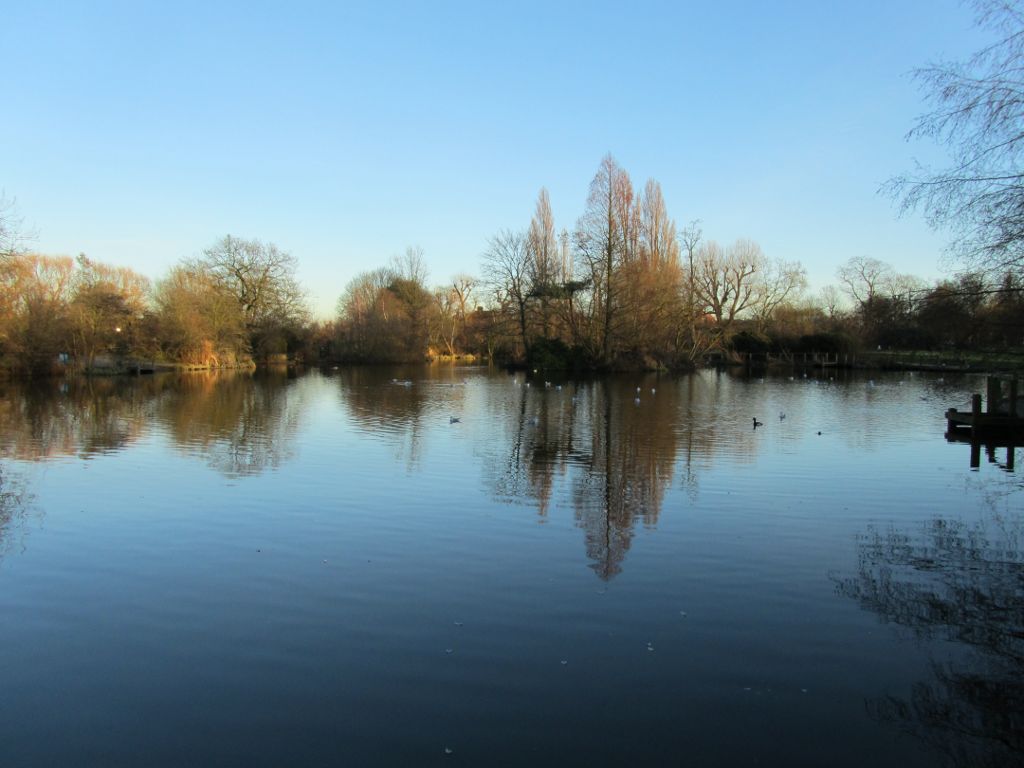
(1010, 378, 1019, 417)
(986, 377, 999, 415)
(970, 439, 981, 469)
(972, 393, 983, 439)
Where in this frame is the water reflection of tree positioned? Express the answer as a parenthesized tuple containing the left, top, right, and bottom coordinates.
(836, 517, 1024, 767)
(0, 376, 157, 460)
(0, 465, 30, 562)
(486, 376, 693, 579)
(333, 366, 434, 470)
(0, 372, 303, 478)
(155, 370, 301, 477)
(570, 380, 680, 578)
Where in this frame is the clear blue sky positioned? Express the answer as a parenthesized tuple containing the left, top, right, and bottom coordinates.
(2, 0, 988, 317)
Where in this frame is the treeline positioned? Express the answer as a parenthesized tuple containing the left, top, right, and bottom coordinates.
(815, 261, 1024, 352)
(0, 233, 307, 375)
(331, 156, 1024, 368)
(3, 153, 1024, 376)
(332, 155, 812, 369)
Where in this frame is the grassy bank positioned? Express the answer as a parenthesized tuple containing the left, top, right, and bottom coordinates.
(859, 349, 1024, 373)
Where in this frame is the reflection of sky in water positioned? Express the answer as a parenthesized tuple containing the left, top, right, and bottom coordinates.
(0, 367, 1020, 767)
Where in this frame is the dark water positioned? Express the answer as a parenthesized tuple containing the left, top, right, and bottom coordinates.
(0, 367, 1020, 767)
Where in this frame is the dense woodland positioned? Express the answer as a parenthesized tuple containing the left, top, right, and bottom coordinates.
(2, 153, 1024, 376)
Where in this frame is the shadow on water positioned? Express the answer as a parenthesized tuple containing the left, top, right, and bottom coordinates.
(835, 500, 1024, 767)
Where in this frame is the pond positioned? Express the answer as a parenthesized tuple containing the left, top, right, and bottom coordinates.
(0, 366, 1020, 767)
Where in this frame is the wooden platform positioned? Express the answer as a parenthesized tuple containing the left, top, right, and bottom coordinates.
(946, 407, 1024, 432)
(945, 376, 1023, 438)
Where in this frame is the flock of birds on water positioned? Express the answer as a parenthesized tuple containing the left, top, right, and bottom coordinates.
(381, 373, 930, 438)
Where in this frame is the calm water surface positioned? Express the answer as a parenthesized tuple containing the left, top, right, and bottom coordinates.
(0, 367, 1020, 767)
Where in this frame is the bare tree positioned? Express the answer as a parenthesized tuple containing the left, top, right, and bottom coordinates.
(336, 268, 398, 360)
(837, 255, 923, 341)
(1, 254, 76, 372)
(751, 258, 808, 330)
(679, 221, 703, 272)
(482, 229, 532, 356)
(619, 179, 682, 357)
(576, 154, 632, 364)
(393, 245, 429, 287)
(450, 273, 476, 320)
(0, 196, 32, 356)
(638, 180, 678, 267)
(450, 273, 476, 351)
(692, 239, 762, 335)
(69, 255, 151, 369)
(0, 194, 32, 263)
(676, 220, 710, 359)
(431, 286, 459, 356)
(428, 275, 478, 358)
(154, 264, 247, 365)
(194, 235, 307, 354)
(818, 285, 846, 320)
(836, 255, 896, 307)
(386, 246, 432, 356)
(528, 188, 558, 335)
(888, 0, 1024, 273)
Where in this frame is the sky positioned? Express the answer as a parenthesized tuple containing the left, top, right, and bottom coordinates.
(1, 0, 992, 318)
